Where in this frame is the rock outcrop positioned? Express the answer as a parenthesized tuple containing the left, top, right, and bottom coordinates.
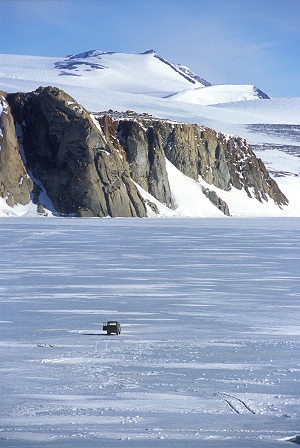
(202, 188, 230, 216)
(0, 92, 33, 207)
(151, 120, 287, 206)
(0, 86, 288, 218)
(95, 111, 288, 213)
(7, 87, 146, 217)
(98, 116, 175, 209)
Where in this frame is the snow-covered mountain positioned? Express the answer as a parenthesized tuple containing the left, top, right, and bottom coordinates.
(0, 50, 207, 96)
(0, 49, 266, 101)
(0, 49, 299, 218)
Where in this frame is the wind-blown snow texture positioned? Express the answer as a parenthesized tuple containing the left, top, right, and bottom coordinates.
(0, 50, 299, 217)
(0, 218, 299, 447)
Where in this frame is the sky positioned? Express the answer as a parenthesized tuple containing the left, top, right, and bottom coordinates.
(1, 0, 299, 98)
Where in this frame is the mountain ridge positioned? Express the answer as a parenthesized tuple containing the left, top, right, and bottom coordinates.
(141, 49, 212, 87)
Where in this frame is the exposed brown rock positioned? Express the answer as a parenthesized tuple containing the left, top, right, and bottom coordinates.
(96, 111, 288, 214)
(153, 121, 288, 206)
(0, 92, 33, 207)
(116, 120, 175, 208)
(7, 87, 147, 217)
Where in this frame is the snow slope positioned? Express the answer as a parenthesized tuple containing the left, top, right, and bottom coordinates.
(165, 84, 269, 105)
(0, 50, 299, 218)
(0, 51, 206, 97)
(0, 218, 299, 446)
(148, 160, 295, 218)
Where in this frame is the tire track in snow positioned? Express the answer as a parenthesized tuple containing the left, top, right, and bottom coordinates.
(219, 393, 256, 414)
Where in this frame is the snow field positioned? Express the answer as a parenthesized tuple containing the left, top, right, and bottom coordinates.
(0, 218, 299, 446)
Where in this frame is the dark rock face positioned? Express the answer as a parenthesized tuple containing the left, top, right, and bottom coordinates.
(115, 120, 175, 208)
(202, 188, 230, 216)
(7, 87, 146, 217)
(0, 92, 33, 207)
(253, 86, 270, 100)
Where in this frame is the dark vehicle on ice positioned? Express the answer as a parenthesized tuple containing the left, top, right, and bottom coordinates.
(103, 321, 121, 335)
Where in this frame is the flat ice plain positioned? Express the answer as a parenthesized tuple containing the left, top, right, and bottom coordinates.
(0, 218, 299, 448)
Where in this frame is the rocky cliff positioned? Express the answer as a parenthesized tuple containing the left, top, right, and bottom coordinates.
(6, 87, 146, 217)
(0, 86, 288, 217)
(96, 110, 288, 214)
(0, 92, 33, 207)
(152, 119, 285, 205)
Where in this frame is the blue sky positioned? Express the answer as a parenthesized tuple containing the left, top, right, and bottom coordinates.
(1, 0, 299, 97)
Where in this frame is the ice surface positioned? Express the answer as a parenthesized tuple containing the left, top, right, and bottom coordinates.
(0, 218, 299, 447)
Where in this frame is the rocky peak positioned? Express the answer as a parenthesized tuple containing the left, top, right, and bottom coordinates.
(253, 86, 270, 99)
(69, 50, 116, 59)
(142, 50, 211, 86)
(6, 87, 147, 217)
(141, 49, 157, 55)
(0, 92, 33, 208)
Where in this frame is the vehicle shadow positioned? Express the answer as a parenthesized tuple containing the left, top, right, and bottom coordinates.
(81, 332, 119, 336)
(81, 332, 107, 336)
